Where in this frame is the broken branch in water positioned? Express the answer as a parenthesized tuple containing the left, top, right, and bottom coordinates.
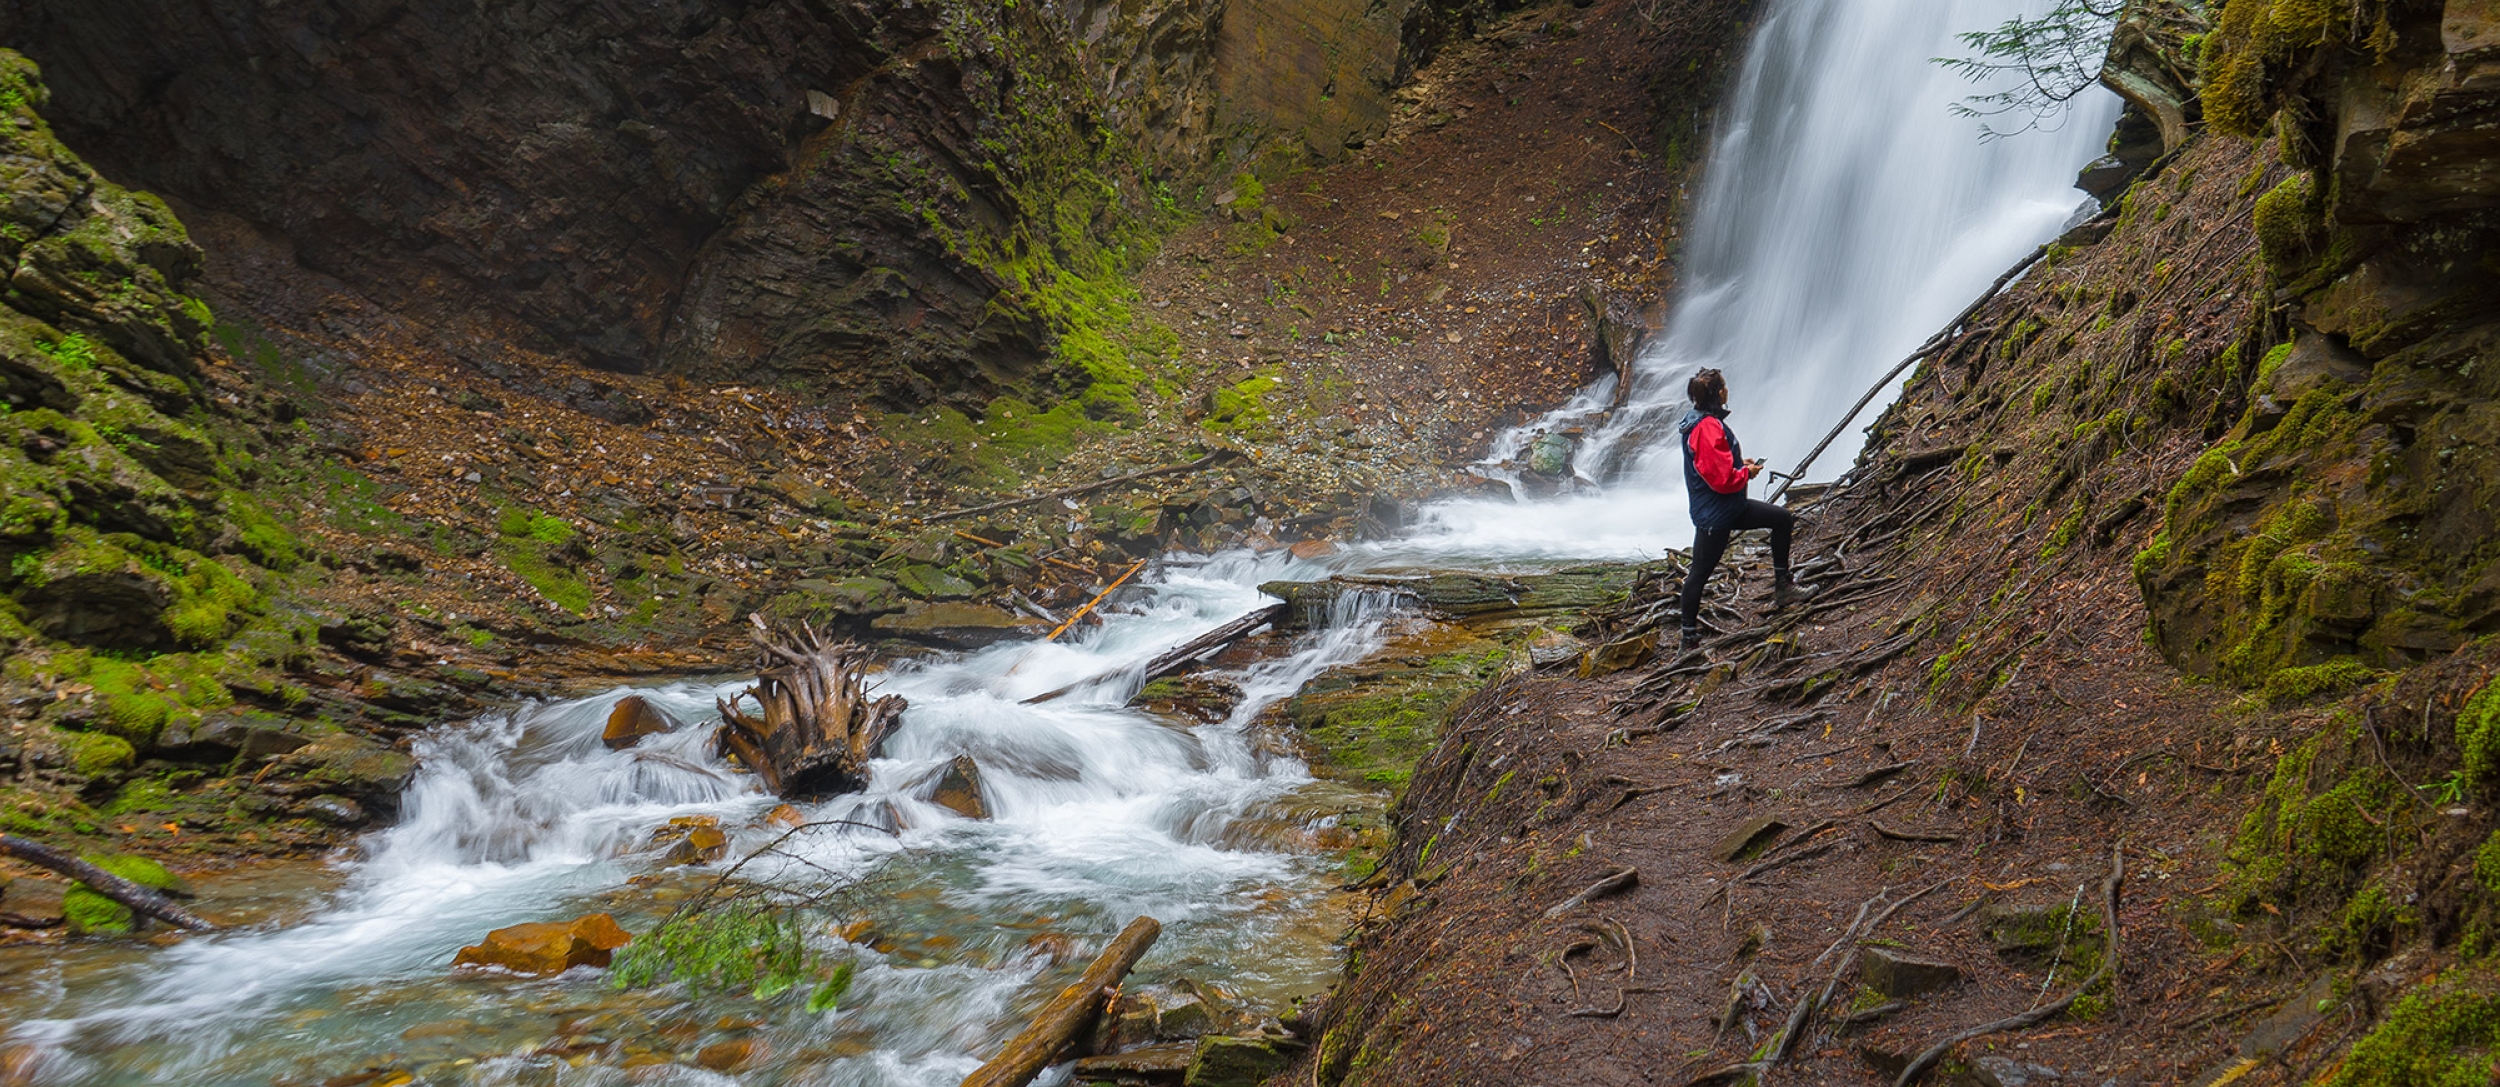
(1047, 560, 1148, 641)
(0, 834, 216, 932)
(1543, 866, 1639, 920)
(1022, 602, 1285, 705)
(958, 916, 1163, 1087)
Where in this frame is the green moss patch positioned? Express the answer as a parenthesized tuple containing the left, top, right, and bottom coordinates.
(2322, 966, 2500, 1087)
(2262, 658, 2381, 706)
(1284, 643, 1511, 792)
(62, 852, 180, 935)
(2460, 679, 2500, 792)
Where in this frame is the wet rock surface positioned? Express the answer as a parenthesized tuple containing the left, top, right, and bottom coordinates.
(451, 913, 634, 976)
(600, 695, 680, 751)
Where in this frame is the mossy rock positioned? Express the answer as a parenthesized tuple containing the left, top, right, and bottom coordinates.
(51, 727, 135, 777)
(2319, 965, 2500, 1087)
(62, 852, 185, 935)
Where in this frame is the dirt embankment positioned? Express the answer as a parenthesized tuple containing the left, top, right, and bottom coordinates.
(1295, 95, 2500, 1083)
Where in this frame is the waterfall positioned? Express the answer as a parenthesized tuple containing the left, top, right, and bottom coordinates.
(1376, 0, 2120, 564)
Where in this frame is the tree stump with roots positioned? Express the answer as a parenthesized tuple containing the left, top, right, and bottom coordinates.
(715, 614, 906, 798)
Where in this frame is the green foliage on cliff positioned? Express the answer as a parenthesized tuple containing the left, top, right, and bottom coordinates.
(905, 2, 1191, 423)
(2320, 966, 2500, 1087)
(2459, 679, 2500, 792)
(2200, 0, 2393, 140)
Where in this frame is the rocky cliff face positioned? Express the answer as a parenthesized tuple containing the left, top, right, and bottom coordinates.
(0, 0, 1506, 410)
(2134, 0, 2500, 682)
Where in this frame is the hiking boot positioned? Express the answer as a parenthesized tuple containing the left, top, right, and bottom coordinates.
(1679, 627, 1702, 656)
(1773, 570, 1816, 609)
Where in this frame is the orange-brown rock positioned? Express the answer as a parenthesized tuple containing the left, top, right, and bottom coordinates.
(602, 696, 680, 751)
(649, 815, 729, 865)
(759, 803, 807, 829)
(696, 1038, 763, 1073)
(921, 755, 990, 820)
(451, 913, 632, 976)
(1288, 539, 1339, 560)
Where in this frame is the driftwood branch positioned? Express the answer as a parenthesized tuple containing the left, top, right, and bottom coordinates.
(1773, 242, 2049, 500)
(1022, 603, 1285, 706)
(959, 915, 1163, 1087)
(1893, 844, 2125, 1086)
(923, 452, 1239, 523)
(716, 615, 906, 798)
(0, 834, 216, 932)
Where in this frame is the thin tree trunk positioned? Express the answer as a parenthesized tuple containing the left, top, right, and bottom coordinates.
(0, 834, 216, 932)
(959, 916, 1163, 1087)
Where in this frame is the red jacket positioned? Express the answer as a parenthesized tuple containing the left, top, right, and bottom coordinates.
(1685, 415, 1754, 494)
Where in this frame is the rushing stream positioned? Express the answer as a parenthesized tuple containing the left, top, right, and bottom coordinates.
(2, 555, 1398, 1085)
(2, 0, 2121, 1082)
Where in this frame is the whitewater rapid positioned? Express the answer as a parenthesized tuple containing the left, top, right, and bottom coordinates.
(2, 554, 1399, 1086)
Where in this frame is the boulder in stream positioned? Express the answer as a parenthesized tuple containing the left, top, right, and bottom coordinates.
(601, 695, 680, 750)
(650, 815, 729, 865)
(920, 755, 991, 820)
(870, 600, 1046, 648)
(451, 913, 633, 976)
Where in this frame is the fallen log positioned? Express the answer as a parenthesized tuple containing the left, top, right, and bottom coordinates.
(716, 615, 907, 798)
(1023, 603, 1287, 705)
(960, 915, 1163, 1087)
(0, 834, 216, 932)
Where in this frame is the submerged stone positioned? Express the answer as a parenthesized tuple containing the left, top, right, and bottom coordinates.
(651, 815, 729, 865)
(601, 695, 680, 750)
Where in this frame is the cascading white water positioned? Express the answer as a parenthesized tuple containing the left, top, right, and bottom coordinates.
(1378, 0, 2121, 564)
(1, 553, 1401, 1086)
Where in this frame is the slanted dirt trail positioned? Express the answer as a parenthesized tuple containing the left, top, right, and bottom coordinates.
(1298, 135, 2288, 1085)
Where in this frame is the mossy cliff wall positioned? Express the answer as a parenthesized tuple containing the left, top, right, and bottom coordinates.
(2133, 0, 2500, 685)
(2, 51, 422, 844)
(0, 0, 1505, 413)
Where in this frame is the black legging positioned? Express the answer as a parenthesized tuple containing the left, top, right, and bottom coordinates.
(1678, 498, 1794, 636)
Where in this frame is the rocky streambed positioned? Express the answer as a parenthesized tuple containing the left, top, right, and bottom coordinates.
(0, 549, 1661, 1087)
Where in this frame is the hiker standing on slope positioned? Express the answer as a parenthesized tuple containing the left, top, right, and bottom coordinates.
(1677, 367, 1811, 655)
